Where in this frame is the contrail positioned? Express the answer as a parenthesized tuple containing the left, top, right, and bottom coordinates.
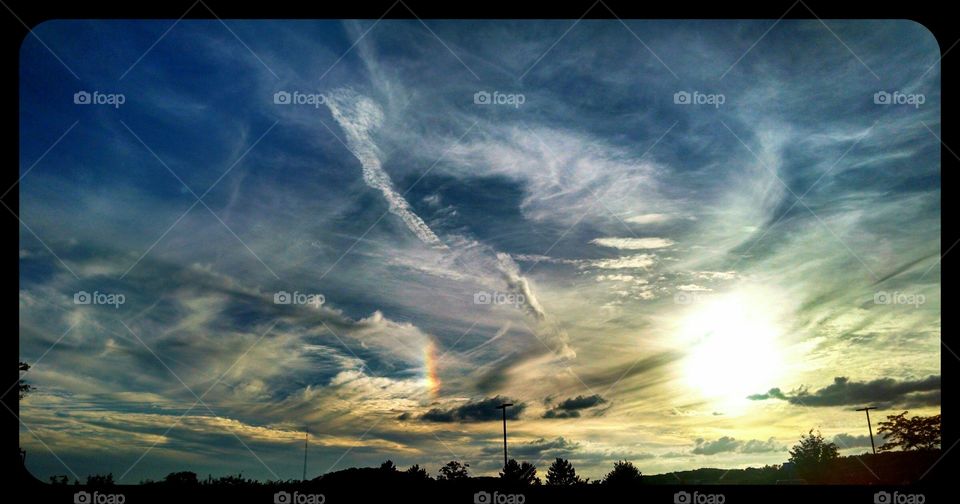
(324, 88, 446, 249)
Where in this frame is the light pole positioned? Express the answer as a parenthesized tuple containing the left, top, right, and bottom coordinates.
(856, 406, 878, 455)
(303, 426, 309, 481)
(496, 403, 514, 470)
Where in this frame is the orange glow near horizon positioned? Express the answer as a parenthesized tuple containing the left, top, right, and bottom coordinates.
(425, 339, 441, 397)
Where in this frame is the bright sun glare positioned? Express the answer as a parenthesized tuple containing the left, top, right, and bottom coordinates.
(680, 291, 785, 410)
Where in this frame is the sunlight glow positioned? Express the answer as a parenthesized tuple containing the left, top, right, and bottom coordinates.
(679, 290, 785, 410)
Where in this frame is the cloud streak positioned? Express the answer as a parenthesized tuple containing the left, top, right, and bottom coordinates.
(324, 88, 446, 248)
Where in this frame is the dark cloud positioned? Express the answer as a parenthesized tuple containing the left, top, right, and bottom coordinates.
(747, 388, 787, 401)
(692, 436, 740, 455)
(420, 396, 525, 423)
(747, 376, 940, 407)
(543, 394, 607, 418)
(542, 409, 580, 419)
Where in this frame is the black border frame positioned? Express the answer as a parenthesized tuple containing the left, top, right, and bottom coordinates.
(4, 1, 952, 502)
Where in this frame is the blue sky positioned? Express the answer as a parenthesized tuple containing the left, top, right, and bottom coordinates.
(18, 19, 940, 482)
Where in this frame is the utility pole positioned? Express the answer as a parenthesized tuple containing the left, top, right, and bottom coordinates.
(496, 403, 514, 470)
(303, 426, 309, 481)
(856, 407, 878, 455)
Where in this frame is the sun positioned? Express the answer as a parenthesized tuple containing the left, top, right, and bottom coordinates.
(679, 290, 785, 410)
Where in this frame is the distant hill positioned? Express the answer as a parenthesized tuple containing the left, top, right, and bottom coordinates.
(642, 450, 942, 485)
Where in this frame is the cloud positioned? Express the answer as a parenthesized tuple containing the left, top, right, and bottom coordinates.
(419, 396, 525, 423)
(692, 436, 786, 455)
(692, 271, 737, 281)
(624, 213, 671, 224)
(481, 436, 581, 460)
(747, 388, 788, 401)
(740, 438, 787, 453)
(590, 237, 675, 250)
(588, 254, 657, 270)
(832, 433, 886, 449)
(495, 252, 547, 320)
(747, 376, 941, 407)
(324, 88, 446, 248)
(692, 436, 741, 455)
(494, 252, 575, 359)
(543, 394, 608, 418)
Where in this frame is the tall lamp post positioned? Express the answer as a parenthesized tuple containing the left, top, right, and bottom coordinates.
(496, 403, 514, 470)
(303, 426, 309, 481)
(855, 406, 878, 455)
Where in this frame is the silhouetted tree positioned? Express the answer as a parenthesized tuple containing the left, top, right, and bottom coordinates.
(500, 459, 540, 485)
(603, 460, 642, 486)
(379, 460, 397, 472)
(86, 474, 115, 486)
(164, 471, 199, 485)
(788, 430, 839, 480)
(49, 475, 70, 486)
(437, 461, 470, 480)
(202, 473, 259, 486)
(405, 464, 431, 480)
(18, 362, 31, 399)
(877, 411, 941, 451)
(546, 457, 583, 485)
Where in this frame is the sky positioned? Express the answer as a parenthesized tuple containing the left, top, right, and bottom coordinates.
(18, 19, 940, 483)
